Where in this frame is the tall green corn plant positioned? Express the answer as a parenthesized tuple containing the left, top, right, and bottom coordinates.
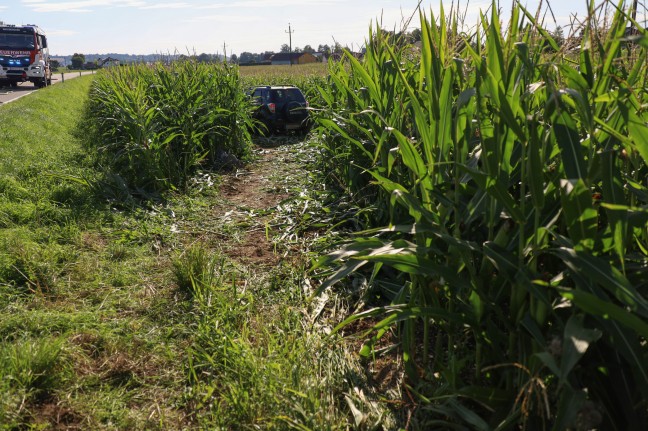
(314, 26, 419, 221)
(87, 65, 160, 189)
(314, 4, 510, 423)
(537, 2, 648, 427)
(314, 1, 648, 428)
(85, 61, 253, 195)
(145, 61, 253, 185)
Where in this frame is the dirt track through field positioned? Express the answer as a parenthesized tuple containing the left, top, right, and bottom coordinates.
(214, 144, 294, 267)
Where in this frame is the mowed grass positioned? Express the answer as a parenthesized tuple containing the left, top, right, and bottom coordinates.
(0, 76, 189, 429)
(0, 72, 388, 429)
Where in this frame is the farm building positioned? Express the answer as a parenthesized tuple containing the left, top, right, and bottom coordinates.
(98, 57, 120, 68)
(312, 52, 328, 62)
(270, 52, 317, 65)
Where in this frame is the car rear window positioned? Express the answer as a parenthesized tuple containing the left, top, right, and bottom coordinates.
(270, 89, 305, 103)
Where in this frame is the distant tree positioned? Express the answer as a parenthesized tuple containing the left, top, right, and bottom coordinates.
(317, 44, 331, 56)
(280, 44, 291, 53)
(333, 42, 343, 54)
(239, 51, 254, 63)
(236, 51, 275, 64)
(553, 26, 565, 47)
(409, 28, 422, 43)
(302, 45, 315, 53)
(542, 26, 565, 52)
(50, 59, 61, 71)
(293, 46, 302, 53)
(230, 53, 238, 63)
(197, 53, 211, 63)
(71, 53, 85, 69)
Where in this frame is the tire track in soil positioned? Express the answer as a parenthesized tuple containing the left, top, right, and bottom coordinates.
(216, 147, 291, 268)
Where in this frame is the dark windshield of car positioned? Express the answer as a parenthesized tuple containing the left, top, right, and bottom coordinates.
(270, 89, 306, 104)
(0, 33, 35, 50)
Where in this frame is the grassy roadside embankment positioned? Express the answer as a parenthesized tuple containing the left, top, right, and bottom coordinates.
(0, 75, 190, 429)
(0, 75, 389, 429)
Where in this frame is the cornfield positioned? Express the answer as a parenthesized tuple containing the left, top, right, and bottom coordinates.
(73, 0, 648, 427)
(313, 0, 648, 429)
(84, 60, 254, 194)
(240, 63, 329, 108)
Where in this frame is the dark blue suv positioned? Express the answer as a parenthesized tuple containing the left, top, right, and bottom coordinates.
(249, 86, 311, 134)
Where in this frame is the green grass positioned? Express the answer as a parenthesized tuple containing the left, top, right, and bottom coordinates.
(182, 245, 369, 429)
(0, 74, 386, 429)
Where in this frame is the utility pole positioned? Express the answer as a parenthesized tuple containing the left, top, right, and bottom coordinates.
(285, 23, 295, 65)
(628, 0, 640, 36)
(223, 41, 227, 62)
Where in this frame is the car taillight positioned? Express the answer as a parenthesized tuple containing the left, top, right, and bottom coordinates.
(268, 103, 276, 113)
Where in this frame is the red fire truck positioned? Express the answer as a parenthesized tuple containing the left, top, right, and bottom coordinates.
(0, 24, 52, 88)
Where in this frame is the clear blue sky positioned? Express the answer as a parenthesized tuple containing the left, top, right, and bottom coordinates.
(0, 1, 644, 56)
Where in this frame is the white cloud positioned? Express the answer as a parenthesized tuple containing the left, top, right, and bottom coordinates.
(139, 2, 189, 10)
(20, 0, 149, 13)
(46, 28, 79, 36)
(116, 1, 147, 6)
(201, 0, 345, 9)
(186, 14, 264, 23)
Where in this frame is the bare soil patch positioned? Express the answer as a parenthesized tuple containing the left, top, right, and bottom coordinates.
(216, 146, 294, 267)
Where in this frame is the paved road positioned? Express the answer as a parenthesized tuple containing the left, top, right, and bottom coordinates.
(0, 71, 95, 105)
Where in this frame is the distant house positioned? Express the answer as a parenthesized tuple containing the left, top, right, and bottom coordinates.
(98, 57, 120, 68)
(270, 52, 317, 65)
(312, 52, 327, 62)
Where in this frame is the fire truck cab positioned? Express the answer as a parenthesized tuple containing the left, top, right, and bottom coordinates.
(0, 24, 52, 88)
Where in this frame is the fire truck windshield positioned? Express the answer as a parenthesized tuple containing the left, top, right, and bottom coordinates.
(0, 34, 35, 50)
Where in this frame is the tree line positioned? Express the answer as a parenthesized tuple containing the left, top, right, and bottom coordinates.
(236, 29, 423, 64)
(237, 43, 345, 64)
(60, 28, 427, 69)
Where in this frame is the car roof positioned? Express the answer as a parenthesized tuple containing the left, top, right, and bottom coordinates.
(252, 85, 302, 90)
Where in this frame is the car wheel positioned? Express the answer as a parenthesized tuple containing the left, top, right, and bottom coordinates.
(259, 121, 275, 136)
